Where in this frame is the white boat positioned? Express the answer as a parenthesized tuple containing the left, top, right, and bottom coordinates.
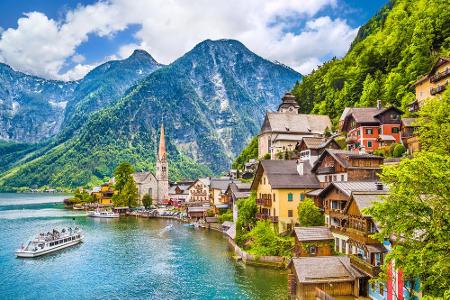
(87, 210, 119, 218)
(16, 227, 83, 258)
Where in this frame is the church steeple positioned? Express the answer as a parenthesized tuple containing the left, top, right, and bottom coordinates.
(277, 92, 299, 114)
(155, 121, 169, 204)
(158, 123, 166, 161)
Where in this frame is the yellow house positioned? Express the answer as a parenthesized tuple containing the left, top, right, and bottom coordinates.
(410, 57, 450, 111)
(251, 160, 321, 233)
(92, 183, 115, 205)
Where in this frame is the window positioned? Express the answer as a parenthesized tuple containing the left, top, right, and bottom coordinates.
(335, 238, 339, 251)
(390, 113, 399, 120)
(366, 128, 373, 135)
(333, 175, 337, 181)
(341, 175, 345, 181)
(309, 246, 317, 255)
(341, 239, 347, 253)
(273, 194, 276, 202)
(288, 193, 293, 201)
(263, 177, 266, 185)
(288, 210, 293, 217)
(392, 127, 400, 133)
(300, 193, 305, 201)
(368, 141, 373, 148)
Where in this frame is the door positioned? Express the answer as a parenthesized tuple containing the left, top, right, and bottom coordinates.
(359, 277, 368, 297)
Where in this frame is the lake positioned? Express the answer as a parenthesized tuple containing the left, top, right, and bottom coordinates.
(0, 193, 288, 300)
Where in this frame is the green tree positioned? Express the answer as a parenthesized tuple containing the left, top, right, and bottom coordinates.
(297, 198, 324, 227)
(415, 89, 450, 155)
(142, 193, 153, 209)
(365, 94, 450, 297)
(235, 192, 257, 246)
(392, 143, 406, 157)
(113, 162, 135, 193)
(245, 220, 294, 257)
(113, 177, 138, 208)
(232, 137, 258, 170)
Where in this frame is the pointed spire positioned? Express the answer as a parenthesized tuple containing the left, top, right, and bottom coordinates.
(158, 123, 166, 160)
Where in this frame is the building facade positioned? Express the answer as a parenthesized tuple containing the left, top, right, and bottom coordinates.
(258, 92, 332, 159)
(339, 101, 403, 152)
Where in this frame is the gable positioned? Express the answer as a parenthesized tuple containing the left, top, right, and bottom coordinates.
(259, 114, 272, 134)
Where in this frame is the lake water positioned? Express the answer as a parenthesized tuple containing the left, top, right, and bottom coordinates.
(0, 193, 288, 300)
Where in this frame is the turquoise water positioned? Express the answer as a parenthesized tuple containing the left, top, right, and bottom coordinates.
(0, 193, 288, 300)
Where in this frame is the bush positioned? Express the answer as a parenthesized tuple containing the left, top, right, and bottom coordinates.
(218, 209, 233, 223)
(142, 194, 152, 208)
(262, 153, 271, 160)
(235, 192, 257, 246)
(393, 144, 406, 157)
(298, 198, 324, 226)
(244, 221, 294, 257)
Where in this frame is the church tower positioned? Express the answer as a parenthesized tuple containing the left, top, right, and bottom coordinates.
(156, 123, 169, 203)
(277, 92, 299, 114)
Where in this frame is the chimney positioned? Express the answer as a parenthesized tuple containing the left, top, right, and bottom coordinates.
(375, 182, 383, 190)
(377, 100, 382, 110)
(296, 160, 304, 176)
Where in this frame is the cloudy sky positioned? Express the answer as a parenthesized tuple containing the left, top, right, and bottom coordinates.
(0, 0, 386, 81)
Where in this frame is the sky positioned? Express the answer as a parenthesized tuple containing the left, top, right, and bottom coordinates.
(0, 0, 387, 81)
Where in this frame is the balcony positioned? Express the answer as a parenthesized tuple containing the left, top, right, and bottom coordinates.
(430, 83, 448, 95)
(270, 216, 279, 223)
(256, 198, 272, 207)
(316, 166, 335, 174)
(328, 209, 346, 219)
(349, 254, 381, 277)
(329, 224, 346, 234)
(430, 68, 450, 83)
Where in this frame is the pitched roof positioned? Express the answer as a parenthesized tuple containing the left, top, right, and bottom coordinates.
(252, 160, 320, 189)
(290, 256, 364, 283)
(340, 106, 403, 126)
(293, 226, 333, 242)
(132, 172, 156, 184)
(312, 149, 383, 172)
(302, 136, 339, 150)
(306, 188, 323, 196)
(263, 112, 332, 134)
(210, 178, 239, 191)
(378, 134, 396, 141)
(350, 191, 386, 216)
(324, 181, 388, 197)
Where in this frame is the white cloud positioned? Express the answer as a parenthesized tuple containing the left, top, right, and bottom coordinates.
(0, 0, 358, 80)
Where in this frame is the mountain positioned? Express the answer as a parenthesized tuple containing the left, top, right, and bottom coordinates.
(292, 0, 450, 122)
(0, 39, 301, 190)
(0, 63, 76, 142)
(0, 50, 162, 143)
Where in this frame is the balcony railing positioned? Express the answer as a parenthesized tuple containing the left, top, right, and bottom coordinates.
(430, 82, 448, 95)
(271, 216, 279, 223)
(349, 254, 381, 277)
(256, 198, 272, 207)
(430, 68, 450, 83)
(346, 135, 358, 144)
(316, 166, 335, 174)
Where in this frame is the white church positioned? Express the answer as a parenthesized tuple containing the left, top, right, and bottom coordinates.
(132, 123, 169, 204)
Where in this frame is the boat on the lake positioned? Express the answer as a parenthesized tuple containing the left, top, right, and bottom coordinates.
(16, 227, 83, 258)
(87, 210, 119, 218)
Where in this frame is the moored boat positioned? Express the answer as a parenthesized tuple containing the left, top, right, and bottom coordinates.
(16, 227, 83, 258)
(87, 210, 119, 218)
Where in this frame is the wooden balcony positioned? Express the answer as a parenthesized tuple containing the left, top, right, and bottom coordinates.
(345, 228, 378, 245)
(349, 254, 381, 277)
(430, 68, 450, 83)
(328, 209, 347, 219)
(430, 83, 447, 95)
(256, 198, 272, 207)
(316, 166, 335, 174)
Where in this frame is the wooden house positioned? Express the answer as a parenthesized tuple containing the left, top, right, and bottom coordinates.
(339, 101, 403, 152)
(92, 183, 115, 205)
(295, 136, 341, 164)
(251, 160, 320, 233)
(292, 226, 334, 257)
(225, 182, 251, 222)
(311, 149, 383, 187)
(288, 256, 364, 300)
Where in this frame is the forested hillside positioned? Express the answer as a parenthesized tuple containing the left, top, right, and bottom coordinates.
(293, 0, 450, 124)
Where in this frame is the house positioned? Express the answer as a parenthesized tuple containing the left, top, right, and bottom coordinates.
(168, 181, 193, 206)
(318, 181, 390, 299)
(292, 226, 334, 257)
(258, 92, 332, 159)
(295, 136, 341, 164)
(187, 206, 209, 219)
(187, 178, 210, 203)
(311, 149, 383, 187)
(209, 178, 239, 210)
(410, 57, 450, 112)
(339, 101, 403, 152)
(288, 256, 364, 300)
(401, 118, 420, 155)
(225, 182, 251, 222)
(251, 160, 320, 233)
(92, 183, 115, 205)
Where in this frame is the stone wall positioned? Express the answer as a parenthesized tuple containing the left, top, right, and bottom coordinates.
(227, 237, 286, 268)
